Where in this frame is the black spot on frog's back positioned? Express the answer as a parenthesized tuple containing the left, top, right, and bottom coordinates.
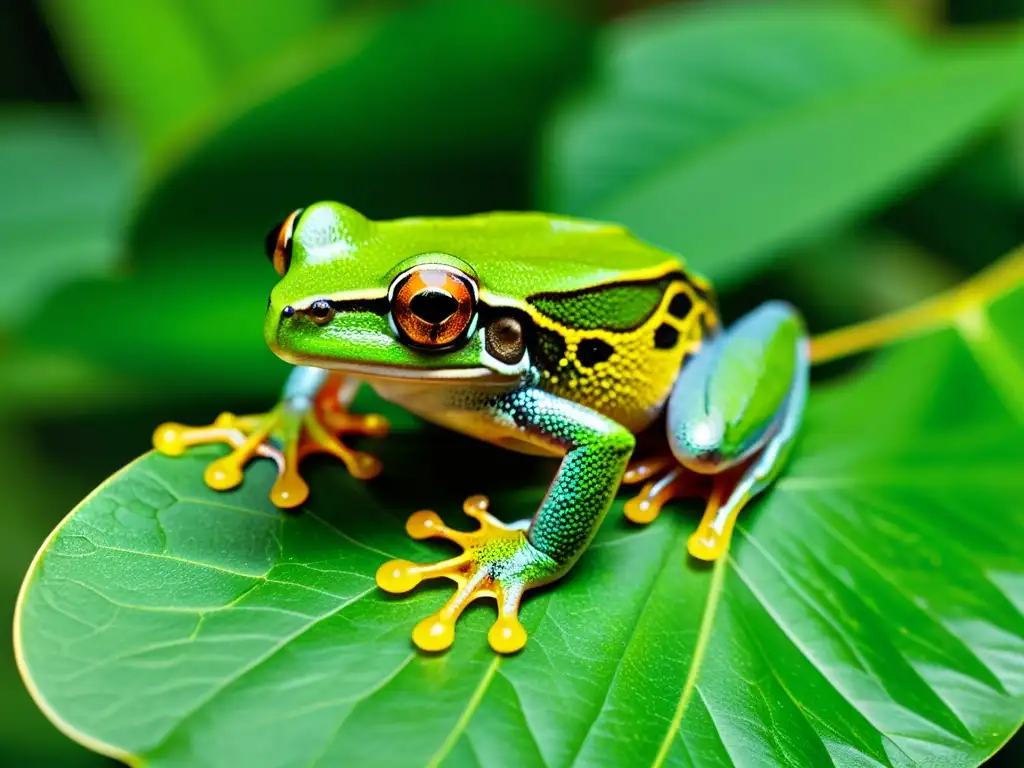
(668, 292, 693, 320)
(654, 323, 679, 350)
(577, 338, 614, 367)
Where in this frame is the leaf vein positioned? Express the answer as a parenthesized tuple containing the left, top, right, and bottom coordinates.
(305, 509, 400, 560)
(425, 655, 501, 768)
(650, 555, 728, 768)
(566, 526, 683, 766)
(144, 584, 377, 754)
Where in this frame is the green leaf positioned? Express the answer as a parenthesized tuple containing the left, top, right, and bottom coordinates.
(540, 3, 1024, 285)
(41, 0, 351, 149)
(16, 263, 1024, 765)
(0, 110, 135, 330)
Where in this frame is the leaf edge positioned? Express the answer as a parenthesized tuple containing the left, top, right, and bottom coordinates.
(13, 453, 151, 767)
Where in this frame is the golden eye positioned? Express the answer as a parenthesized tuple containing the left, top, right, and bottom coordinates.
(264, 208, 303, 276)
(390, 266, 475, 348)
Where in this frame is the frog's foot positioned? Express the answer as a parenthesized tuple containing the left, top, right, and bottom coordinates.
(376, 495, 557, 654)
(622, 457, 751, 560)
(687, 477, 743, 561)
(622, 455, 710, 525)
(152, 387, 388, 509)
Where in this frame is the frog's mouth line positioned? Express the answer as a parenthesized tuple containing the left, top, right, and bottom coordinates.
(272, 350, 520, 386)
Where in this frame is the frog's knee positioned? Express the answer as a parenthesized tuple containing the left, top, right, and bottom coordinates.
(667, 301, 808, 473)
(670, 412, 732, 473)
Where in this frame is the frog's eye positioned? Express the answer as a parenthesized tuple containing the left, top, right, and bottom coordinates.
(389, 265, 476, 349)
(264, 208, 303, 276)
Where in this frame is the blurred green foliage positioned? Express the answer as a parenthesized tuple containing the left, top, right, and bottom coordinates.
(0, 0, 1022, 765)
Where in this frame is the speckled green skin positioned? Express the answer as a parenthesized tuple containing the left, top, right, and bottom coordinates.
(465, 527, 556, 611)
(487, 386, 635, 574)
(530, 276, 678, 331)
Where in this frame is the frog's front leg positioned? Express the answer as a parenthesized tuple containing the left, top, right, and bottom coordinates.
(376, 388, 635, 654)
(625, 301, 809, 560)
(152, 366, 388, 508)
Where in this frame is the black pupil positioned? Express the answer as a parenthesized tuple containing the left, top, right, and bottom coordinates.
(409, 289, 459, 324)
(311, 300, 332, 317)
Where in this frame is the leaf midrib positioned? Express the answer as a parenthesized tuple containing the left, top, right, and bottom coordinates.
(650, 555, 727, 768)
(425, 655, 502, 768)
(804, 501, 1011, 696)
(565, 523, 688, 765)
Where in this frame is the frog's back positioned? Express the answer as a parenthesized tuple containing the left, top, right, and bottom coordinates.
(380, 211, 691, 299)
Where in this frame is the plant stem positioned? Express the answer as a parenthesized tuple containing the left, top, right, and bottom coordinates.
(809, 246, 1024, 365)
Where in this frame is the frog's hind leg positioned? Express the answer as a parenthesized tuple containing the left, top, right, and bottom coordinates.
(626, 301, 809, 560)
(153, 367, 388, 508)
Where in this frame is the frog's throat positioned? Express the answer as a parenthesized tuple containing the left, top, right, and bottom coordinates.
(272, 352, 521, 386)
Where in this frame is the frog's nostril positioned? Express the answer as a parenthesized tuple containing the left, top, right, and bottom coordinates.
(409, 289, 459, 324)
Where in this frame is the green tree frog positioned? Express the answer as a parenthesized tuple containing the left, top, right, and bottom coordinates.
(153, 203, 808, 654)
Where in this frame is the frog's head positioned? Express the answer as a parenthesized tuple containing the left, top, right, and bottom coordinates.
(263, 202, 530, 383)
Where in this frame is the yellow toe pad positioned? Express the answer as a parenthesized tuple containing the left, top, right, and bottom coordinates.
(153, 386, 388, 508)
(377, 496, 553, 655)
